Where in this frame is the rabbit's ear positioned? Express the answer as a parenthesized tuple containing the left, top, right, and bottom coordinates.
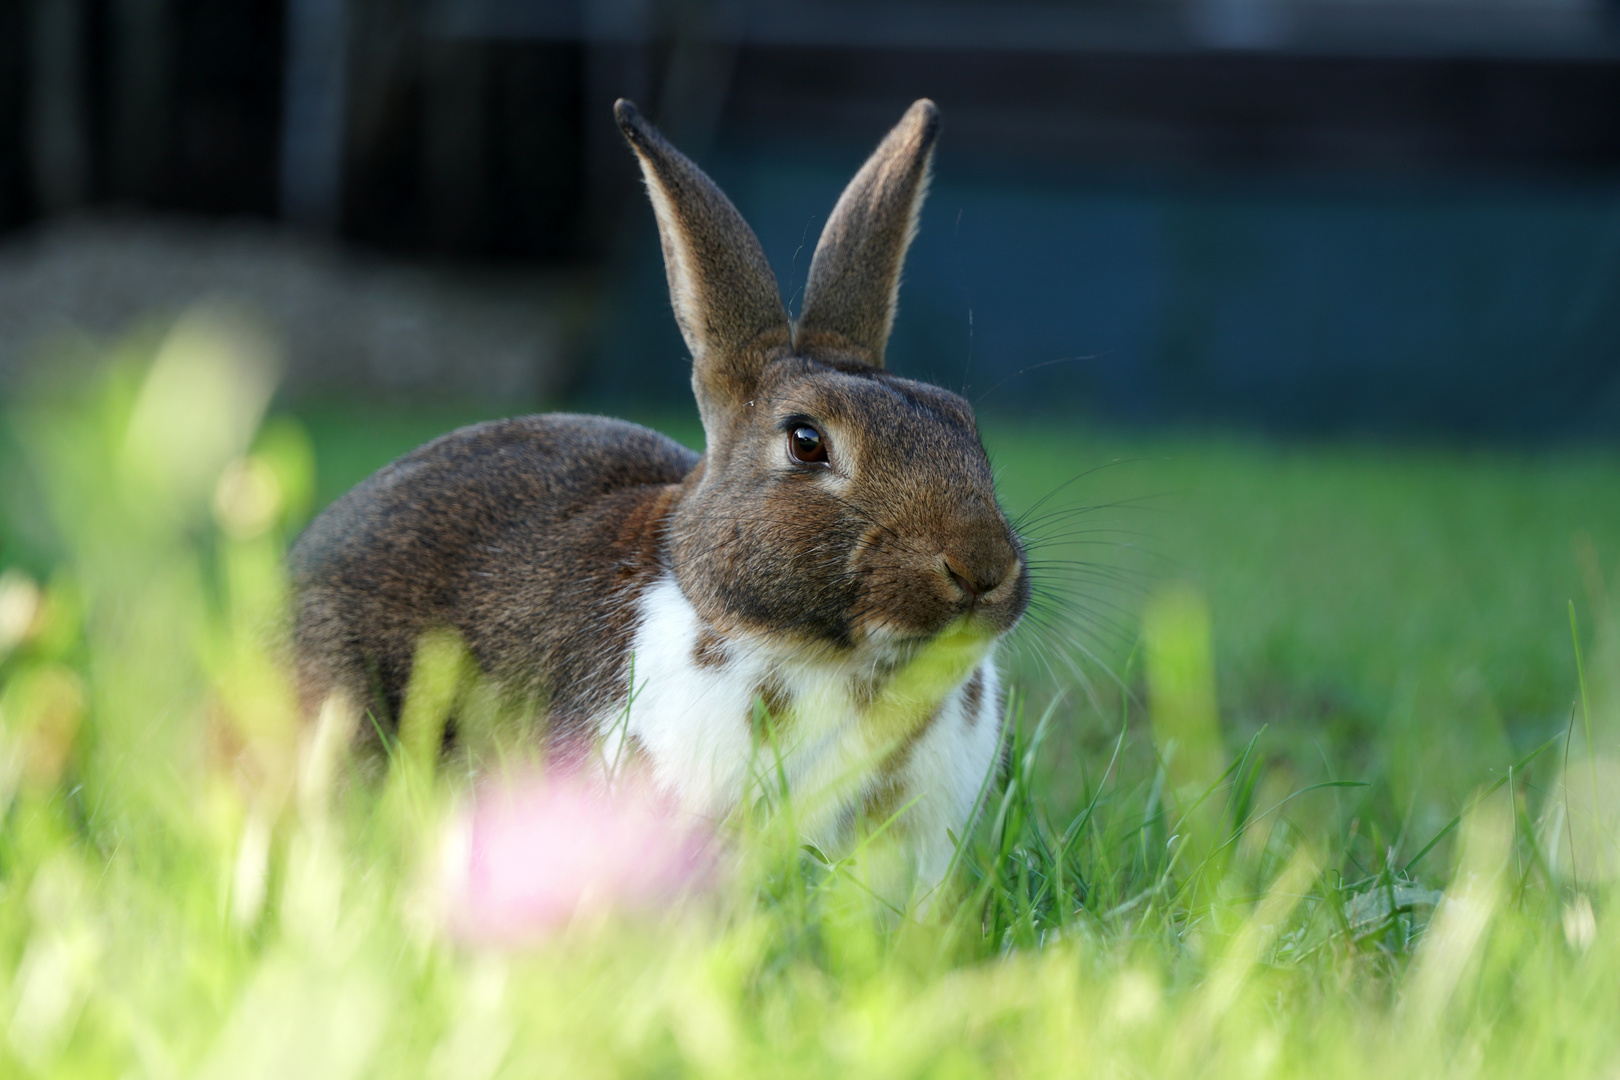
(796, 100, 939, 368)
(616, 100, 791, 408)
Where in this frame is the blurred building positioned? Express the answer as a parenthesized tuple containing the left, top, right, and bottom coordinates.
(2, 0, 1619, 434)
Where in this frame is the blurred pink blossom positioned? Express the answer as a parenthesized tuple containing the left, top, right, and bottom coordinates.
(441, 772, 715, 943)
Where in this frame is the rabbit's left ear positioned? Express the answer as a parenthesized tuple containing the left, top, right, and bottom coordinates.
(796, 100, 939, 368)
(616, 100, 791, 413)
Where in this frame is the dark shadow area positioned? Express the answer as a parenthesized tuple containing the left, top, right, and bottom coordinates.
(2, 0, 1618, 440)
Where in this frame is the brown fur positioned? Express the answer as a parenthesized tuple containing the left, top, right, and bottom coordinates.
(864, 703, 946, 824)
(961, 668, 985, 727)
(291, 99, 1028, 748)
(691, 629, 729, 669)
(752, 675, 794, 735)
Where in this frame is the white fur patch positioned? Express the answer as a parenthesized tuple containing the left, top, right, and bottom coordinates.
(599, 574, 1003, 892)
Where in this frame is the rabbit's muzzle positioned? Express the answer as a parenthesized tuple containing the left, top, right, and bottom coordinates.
(851, 503, 1028, 646)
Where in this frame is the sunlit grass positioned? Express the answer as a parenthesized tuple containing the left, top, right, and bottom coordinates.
(2, 314, 1619, 1077)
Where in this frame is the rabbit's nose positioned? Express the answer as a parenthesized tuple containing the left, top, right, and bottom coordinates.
(942, 554, 1015, 601)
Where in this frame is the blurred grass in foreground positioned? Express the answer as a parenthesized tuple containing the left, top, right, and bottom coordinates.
(1, 316, 1619, 1077)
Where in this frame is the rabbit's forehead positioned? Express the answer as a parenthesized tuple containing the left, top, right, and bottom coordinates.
(767, 369, 981, 454)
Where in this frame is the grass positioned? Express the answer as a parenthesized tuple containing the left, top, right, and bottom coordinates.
(2, 319, 1620, 1078)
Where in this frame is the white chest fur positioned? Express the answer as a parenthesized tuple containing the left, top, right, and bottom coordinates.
(599, 575, 1004, 890)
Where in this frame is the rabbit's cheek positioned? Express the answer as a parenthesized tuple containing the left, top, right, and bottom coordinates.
(667, 506, 867, 648)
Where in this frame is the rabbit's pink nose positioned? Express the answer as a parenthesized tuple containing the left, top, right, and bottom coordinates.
(943, 555, 1012, 600)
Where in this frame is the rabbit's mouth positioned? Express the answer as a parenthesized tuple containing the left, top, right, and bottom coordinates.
(853, 586, 1024, 655)
(847, 547, 1028, 650)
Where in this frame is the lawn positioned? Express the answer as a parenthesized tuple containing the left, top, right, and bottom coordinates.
(2, 323, 1618, 1078)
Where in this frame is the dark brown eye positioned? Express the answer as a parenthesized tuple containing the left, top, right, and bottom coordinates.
(788, 425, 829, 465)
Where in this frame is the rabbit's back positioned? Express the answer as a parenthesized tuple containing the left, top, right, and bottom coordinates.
(290, 413, 698, 729)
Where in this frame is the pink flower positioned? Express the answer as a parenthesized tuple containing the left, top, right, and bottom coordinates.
(441, 772, 715, 943)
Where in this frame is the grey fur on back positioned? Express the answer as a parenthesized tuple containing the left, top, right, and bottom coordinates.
(290, 414, 696, 730)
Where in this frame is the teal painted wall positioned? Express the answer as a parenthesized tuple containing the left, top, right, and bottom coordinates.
(589, 153, 1620, 438)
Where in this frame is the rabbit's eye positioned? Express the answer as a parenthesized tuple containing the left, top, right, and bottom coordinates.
(788, 425, 829, 465)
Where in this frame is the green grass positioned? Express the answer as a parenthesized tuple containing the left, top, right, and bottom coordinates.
(3, 327, 1620, 1078)
(992, 429, 1620, 846)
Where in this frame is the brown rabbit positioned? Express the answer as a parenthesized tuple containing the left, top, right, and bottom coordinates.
(291, 99, 1028, 887)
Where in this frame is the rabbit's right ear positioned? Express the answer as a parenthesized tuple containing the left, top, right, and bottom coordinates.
(795, 100, 939, 368)
(616, 100, 791, 413)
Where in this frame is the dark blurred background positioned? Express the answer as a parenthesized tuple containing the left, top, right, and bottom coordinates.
(2, 0, 1619, 436)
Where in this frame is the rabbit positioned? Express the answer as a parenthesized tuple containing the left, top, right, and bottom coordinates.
(290, 98, 1029, 889)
